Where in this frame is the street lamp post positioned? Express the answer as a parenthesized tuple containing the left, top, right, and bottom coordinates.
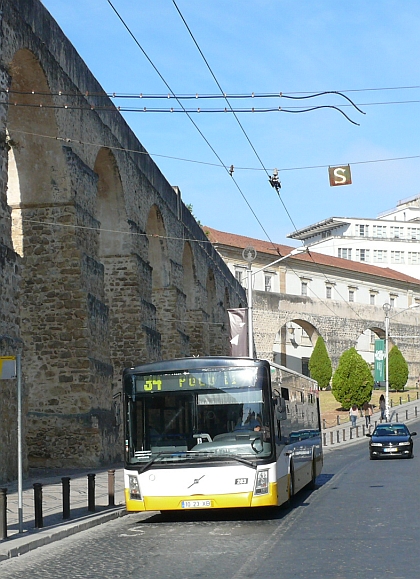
(383, 303, 391, 421)
(246, 246, 308, 358)
(382, 302, 419, 422)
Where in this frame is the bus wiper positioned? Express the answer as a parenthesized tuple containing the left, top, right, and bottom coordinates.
(138, 451, 183, 474)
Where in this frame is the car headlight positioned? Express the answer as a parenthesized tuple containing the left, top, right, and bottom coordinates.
(254, 469, 269, 495)
(370, 443, 383, 447)
(128, 474, 142, 500)
(399, 441, 411, 446)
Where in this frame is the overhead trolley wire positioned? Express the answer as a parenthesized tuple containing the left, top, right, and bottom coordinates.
(106, 0, 279, 253)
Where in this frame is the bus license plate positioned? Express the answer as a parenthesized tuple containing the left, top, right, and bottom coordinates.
(181, 500, 212, 509)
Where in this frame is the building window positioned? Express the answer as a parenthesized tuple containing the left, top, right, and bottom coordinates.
(408, 227, 420, 240)
(370, 293, 375, 305)
(373, 249, 388, 263)
(408, 252, 420, 265)
(390, 226, 404, 239)
(301, 281, 308, 296)
(390, 296, 396, 307)
(326, 286, 332, 299)
(356, 248, 370, 262)
(338, 248, 352, 259)
(373, 225, 387, 238)
(391, 251, 405, 264)
(349, 289, 355, 302)
(235, 268, 244, 284)
(356, 224, 369, 237)
(321, 229, 332, 239)
(264, 274, 272, 292)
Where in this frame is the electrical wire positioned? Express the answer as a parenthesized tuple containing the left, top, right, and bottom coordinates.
(106, 0, 279, 254)
(4, 85, 420, 99)
(11, 128, 420, 174)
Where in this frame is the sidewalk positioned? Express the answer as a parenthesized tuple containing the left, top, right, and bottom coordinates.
(0, 464, 127, 561)
(322, 397, 420, 452)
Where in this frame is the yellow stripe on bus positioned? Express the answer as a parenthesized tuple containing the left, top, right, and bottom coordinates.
(124, 483, 279, 511)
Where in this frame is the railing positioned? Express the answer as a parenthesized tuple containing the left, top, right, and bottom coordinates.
(0, 470, 116, 540)
(322, 403, 419, 448)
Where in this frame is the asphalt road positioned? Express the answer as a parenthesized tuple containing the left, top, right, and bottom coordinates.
(2, 420, 420, 579)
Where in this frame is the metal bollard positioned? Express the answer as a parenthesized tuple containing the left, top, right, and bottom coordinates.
(349, 428, 353, 440)
(399, 396, 402, 405)
(416, 406, 418, 418)
(391, 399, 393, 407)
(342, 428, 346, 442)
(323, 432, 327, 446)
(108, 469, 115, 507)
(0, 488, 7, 540)
(336, 415, 340, 426)
(322, 419, 326, 430)
(362, 425, 366, 436)
(396, 413, 399, 422)
(330, 431, 334, 445)
(408, 394, 411, 403)
(336, 430, 340, 443)
(33, 483, 43, 528)
(62, 477, 71, 519)
(87, 473, 96, 512)
(356, 426, 359, 438)
(406, 409, 409, 421)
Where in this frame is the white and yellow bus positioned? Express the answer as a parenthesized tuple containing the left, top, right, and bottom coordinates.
(123, 356, 322, 512)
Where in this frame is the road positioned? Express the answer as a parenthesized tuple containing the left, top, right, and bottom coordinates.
(2, 421, 420, 579)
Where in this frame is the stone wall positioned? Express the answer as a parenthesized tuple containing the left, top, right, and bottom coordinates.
(0, 0, 245, 482)
(253, 290, 420, 384)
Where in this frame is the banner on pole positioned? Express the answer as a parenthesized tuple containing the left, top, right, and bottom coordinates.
(374, 339, 385, 382)
(227, 309, 248, 357)
(0, 356, 16, 379)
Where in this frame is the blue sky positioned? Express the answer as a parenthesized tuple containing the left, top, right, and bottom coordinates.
(40, 0, 420, 245)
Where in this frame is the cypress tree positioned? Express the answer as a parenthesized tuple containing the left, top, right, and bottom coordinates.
(332, 347, 374, 410)
(308, 336, 332, 389)
(388, 345, 409, 392)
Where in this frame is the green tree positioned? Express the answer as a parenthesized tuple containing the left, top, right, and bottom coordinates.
(332, 347, 374, 410)
(388, 345, 408, 392)
(308, 336, 332, 389)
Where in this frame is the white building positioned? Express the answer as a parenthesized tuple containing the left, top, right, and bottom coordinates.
(204, 226, 420, 379)
(287, 195, 420, 279)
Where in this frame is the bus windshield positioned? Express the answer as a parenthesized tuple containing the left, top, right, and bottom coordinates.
(125, 365, 273, 464)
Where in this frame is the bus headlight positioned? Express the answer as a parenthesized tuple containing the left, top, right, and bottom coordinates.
(128, 475, 142, 500)
(254, 469, 269, 495)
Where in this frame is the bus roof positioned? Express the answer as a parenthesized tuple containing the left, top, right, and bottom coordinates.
(123, 357, 269, 377)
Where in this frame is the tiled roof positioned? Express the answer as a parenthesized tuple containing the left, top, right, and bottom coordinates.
(203, 226, 420, 287)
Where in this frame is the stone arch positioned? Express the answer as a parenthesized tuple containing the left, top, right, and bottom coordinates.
(206, 269, 218, 353)
(274, 318, 320, 375)
(94, 147, 129, 257)
(7, 48, 68, 255)
(146, 204, 170, 290)
(182, 241, 195, 310)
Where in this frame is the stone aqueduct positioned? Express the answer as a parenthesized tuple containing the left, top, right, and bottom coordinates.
(0, 0, 247, 482)
(1, 1, 419, 483)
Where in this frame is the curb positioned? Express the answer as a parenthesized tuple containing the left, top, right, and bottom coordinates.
(0, 507, 126, 561)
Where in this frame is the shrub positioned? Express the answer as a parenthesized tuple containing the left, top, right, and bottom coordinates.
(309, 336, 332, 389)
(332, 347, 374, 410)
(388, 345, 408, 392)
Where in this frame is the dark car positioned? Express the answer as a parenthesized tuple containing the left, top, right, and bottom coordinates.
(366, 423, 417, 459)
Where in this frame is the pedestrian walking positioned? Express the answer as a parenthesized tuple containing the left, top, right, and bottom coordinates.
(379, 394, 386, 420)
(349, 404, 358, 428)
(363, 401, 373, 427)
